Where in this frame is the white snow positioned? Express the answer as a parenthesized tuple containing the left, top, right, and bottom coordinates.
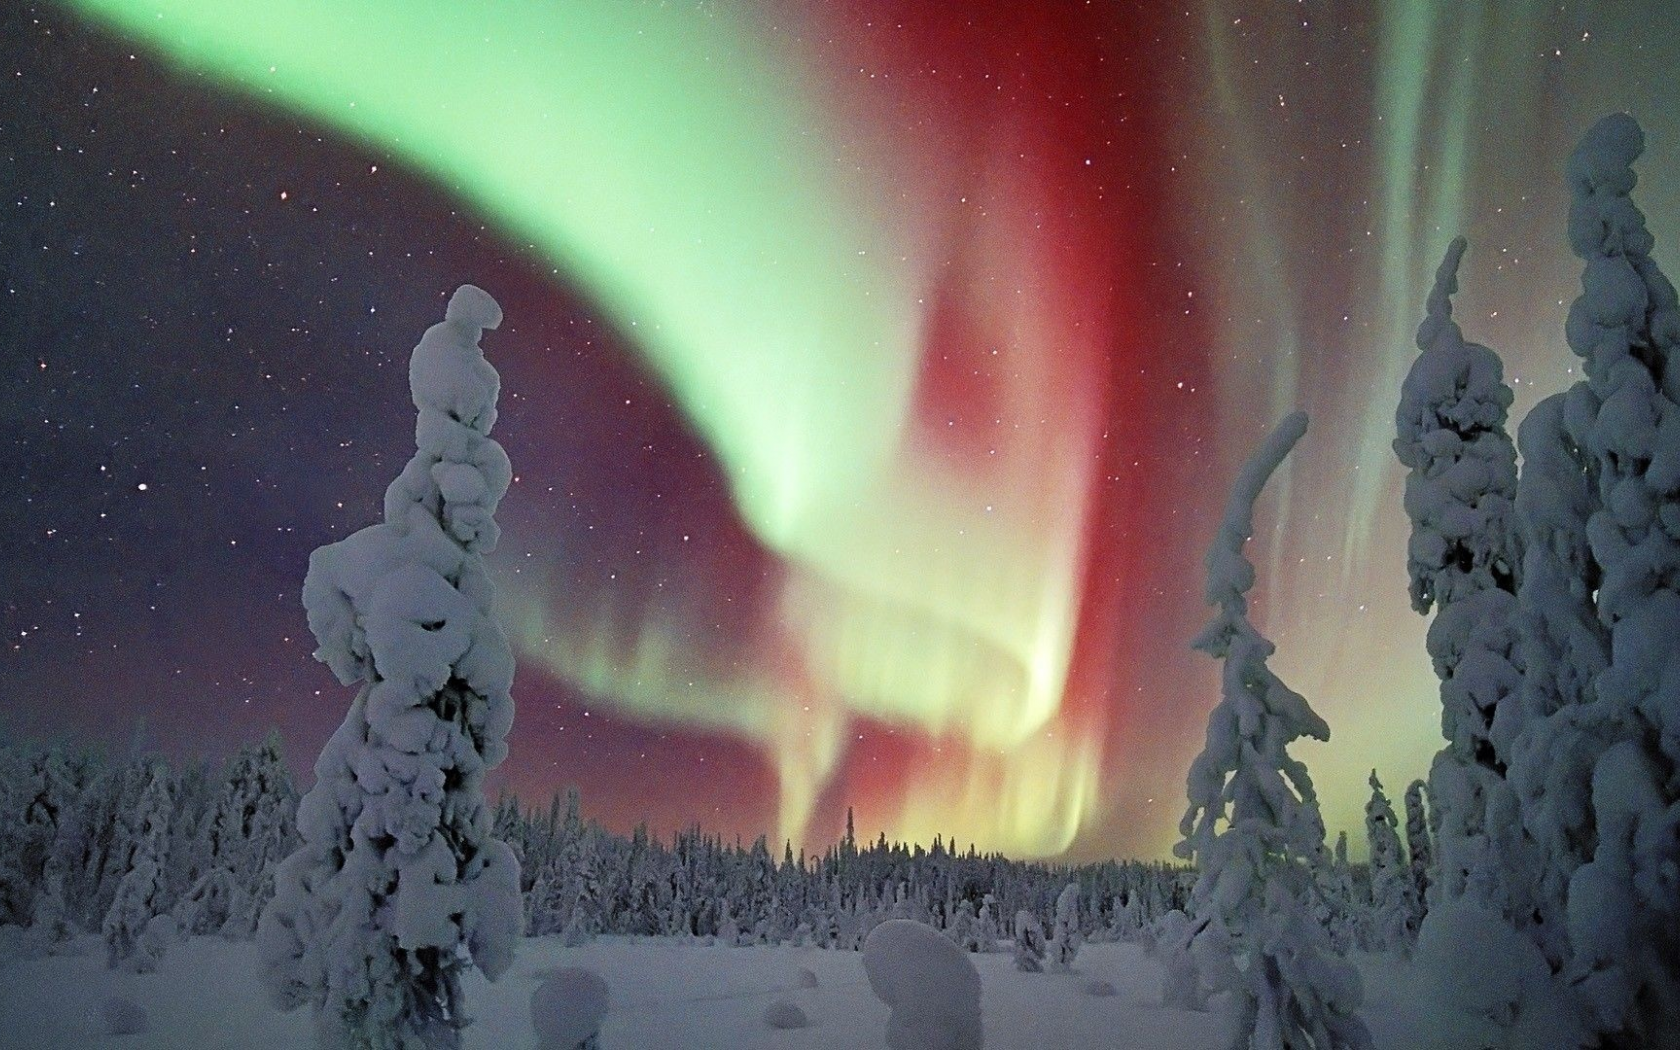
(0, 931, 1491, 1050)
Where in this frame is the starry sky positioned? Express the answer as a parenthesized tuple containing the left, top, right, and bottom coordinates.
(3, 1, 1679, 861)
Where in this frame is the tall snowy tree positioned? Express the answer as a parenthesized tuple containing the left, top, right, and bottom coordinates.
(177, 733, 300, 938)
(257, 286, 522, 1050)
(91, 760, 152, 925)
(220, 732, 301, 937)
(1048, 882, 1081, 972)
(1175, 412, 1371, 1050)
(1314, 831, 1361, 954)
(103, 765, 173, 972)
(1011, 909, 1046, 973)
(26, 755, 91, 954)
(1529, 112, 1680, 1044)
(1402, 779, 1432, 935)
(1364, 772, 1411, 953)
(1509, 386, 1608, 969)
(1392, 236, 1529, 916)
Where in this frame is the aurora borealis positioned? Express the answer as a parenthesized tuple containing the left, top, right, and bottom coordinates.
(5, 2, 1680, 860)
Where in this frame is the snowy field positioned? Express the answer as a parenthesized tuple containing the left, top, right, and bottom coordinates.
(0, 934, 1440, 1049)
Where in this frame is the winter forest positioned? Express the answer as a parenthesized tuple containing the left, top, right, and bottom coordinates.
(5, 2, 1680, 1049)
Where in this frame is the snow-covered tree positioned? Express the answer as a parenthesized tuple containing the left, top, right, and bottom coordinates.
(219, 733, 300, 937)
(1364, 772, 1411, 953)
(1011, 909, 1046, 973)
(162, 761, 218, 917)
(945, 898, 976, 951)
(1392, 236, 1529, 920)
(257, 286, 521, 1050)
(1154, 908, 1235, 1014)
(1540, 112, 1680, 1044)
(1314, 831, 1361, 953)
(1108, 892, 1142, 943)
(176, 735, 299, 938)
(1175, 411, 1371, 1050)
(1402, 779, 1431, 936)
(1509, 381, 1608, 969)
(715, 902, 740, 948)
(91, 760, 152, 926)
(103, 766, 173, 972)
(1048, 882, 1081, 971)
(27, 757, 97, 954)
(972, 895, 1000, 953)
(0, 748, 78, 926)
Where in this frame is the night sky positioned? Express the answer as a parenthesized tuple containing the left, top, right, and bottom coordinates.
(4, 1, 1679, 861)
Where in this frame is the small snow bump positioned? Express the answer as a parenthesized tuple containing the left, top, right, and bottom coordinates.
(763, 1000, 810, 1030)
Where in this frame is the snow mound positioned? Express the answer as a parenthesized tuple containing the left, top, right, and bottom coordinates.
(531, 968, 610, 1049)
(796, 966, 819, 989)
(99, 995, 148, 1036)
(763, 1000, 810, 1030)
(1082, 979, 1117, 998)
(863, 919, 984, 1050)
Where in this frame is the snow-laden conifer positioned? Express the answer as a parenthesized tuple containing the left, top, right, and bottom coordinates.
(1364, 772, 1411, 953)
(1175, 411, 1370, 1050)
(257, 286, 521, 1050)
(1402, 779, 1432, 936)
(1392, 237, 1529, 916)
(1048, 882, 1081, 971)
(103, 766, 173, 972)
(1011, 909, 1046, 973)
(1546, 112, 1680, 1043)
(27, 755, 94, 954)
(1509, 383, 1608, 969)
(219, 733, 299, 937)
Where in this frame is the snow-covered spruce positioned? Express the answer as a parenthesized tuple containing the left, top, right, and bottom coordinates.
(1313, 831, 1361, 954)
(1392, 236, 1530, 919)
(1153, 909, 1209, 1012)
(1010, 909, 1046, 973)
(27, 755, 92, 955)
(1509, 384, 1608, 970)
(1363, 771, 1411, 954)
(1546, 112, 1680, 1043)
(863, 919, 983, 1050)
(256, 286, 521, 1050)
(176, 734, 301, 938)
(216, 733, 300, 938)
(103, 765, 173, 973)
(1047, 882, 1080, 972)
(1401, 779, 1432, 937)
(1175, 411, 1371, 1050)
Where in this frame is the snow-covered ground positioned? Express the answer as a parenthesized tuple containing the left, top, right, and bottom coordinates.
(0, 934, 1439, 1049)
